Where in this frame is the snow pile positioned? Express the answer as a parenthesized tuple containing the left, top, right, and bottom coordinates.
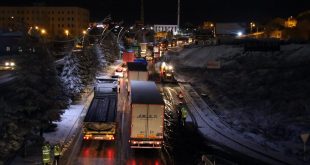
(173, 44, 310, 161)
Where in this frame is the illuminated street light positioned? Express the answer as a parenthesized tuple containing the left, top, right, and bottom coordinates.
(82, 30, 87, 35)
(35, 26, 39, 30)
(64, 29, 69, 37)
(237, 31, 243, 37)
(210, 23, 215, 37)
(40, 29, 46, 35)
(11, 16, 14, 19)
(250, 22, 256, 33)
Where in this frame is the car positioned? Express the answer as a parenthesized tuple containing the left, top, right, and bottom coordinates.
(115, 67, 124, 77)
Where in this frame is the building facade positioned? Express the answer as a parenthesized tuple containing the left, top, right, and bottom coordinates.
(154, 25, 178, 35)
(0, 6, 89, 37)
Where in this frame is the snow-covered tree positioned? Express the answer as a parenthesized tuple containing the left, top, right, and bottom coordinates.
(100, 33, 120, 63)
(93, 44, 107, 69)
(61, 53, 83, 99)
(13, 37, 68, 136)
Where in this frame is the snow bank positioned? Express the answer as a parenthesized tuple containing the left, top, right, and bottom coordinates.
(44, 104, 85, 145)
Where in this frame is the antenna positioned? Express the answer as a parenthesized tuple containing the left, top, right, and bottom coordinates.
(177, 0, 180, 29)
(141, 0, 144, 25)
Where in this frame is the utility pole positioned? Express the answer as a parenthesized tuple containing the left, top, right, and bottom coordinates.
(140, 0, 144, 25)
(177, 0, 180, 31)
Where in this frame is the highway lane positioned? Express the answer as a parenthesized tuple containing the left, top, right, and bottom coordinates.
(67, 77, 165, 165)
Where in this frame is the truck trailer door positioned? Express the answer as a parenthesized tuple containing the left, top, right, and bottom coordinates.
(131, 104, 148, 138)
(147, 105, 164, 139)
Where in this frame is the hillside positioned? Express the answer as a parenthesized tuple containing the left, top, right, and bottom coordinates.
(172, 44, 310, 160)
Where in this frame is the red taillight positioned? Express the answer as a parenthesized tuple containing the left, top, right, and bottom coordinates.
(83, 135, 90, 140)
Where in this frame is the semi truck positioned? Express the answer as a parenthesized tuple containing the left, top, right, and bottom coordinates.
(82, 78, 118, 141)
(126, 62, 149, 94)
(122, 51, 135, 65)
(129, 80, 165, 148)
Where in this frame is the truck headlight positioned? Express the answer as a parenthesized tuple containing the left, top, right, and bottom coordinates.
(5, 62, 9, 66)
(10, 62, 15, 66)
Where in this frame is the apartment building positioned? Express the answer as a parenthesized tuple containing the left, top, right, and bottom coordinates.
(0, 6, 89, 37)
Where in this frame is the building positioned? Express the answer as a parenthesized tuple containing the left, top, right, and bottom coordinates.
(154, 25, 178, 35)
(0, 31, 23, 57)
(284, 16, 297, 28)
(270, 30, 282, 39)
(0, 6, 89, 37)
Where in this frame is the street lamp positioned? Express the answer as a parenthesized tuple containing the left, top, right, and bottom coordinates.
(210, 23, 216, 37)
(82, 30, 87, 47)
(250, 22, 255, 33)
(40, 29, 46, 35)
(64, 29, 69, 37)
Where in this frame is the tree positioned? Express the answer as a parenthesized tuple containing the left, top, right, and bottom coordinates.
(77, 45, 99, 86)
(100, 33, 120, 63)
(61, 53, 83, 99)
(13, 36, 68, 136)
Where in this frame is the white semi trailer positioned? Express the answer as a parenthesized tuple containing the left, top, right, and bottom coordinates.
(129, 80, 165, 148)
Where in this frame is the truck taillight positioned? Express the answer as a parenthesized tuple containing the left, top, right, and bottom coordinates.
(83, 135, 91, 140)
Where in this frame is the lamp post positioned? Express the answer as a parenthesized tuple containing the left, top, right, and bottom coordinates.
(250, 22, 255, 33)
(210, 23, 216, 38)
(82, 30, 87, 47)
(117, 27, 125, 44)
(117, 26, 125, 59)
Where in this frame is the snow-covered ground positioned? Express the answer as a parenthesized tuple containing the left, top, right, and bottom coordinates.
(171, 44, 310, 163)
(43, 104, 90, 145)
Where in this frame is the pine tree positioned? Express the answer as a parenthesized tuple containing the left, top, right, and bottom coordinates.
(100, 33, 120, 63)
(61, 53, 83, 99)
(77, 45, 100, 86)
(13, 36, 68, 136)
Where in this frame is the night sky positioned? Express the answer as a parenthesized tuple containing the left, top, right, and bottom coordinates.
(1, 0, 309, 25)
